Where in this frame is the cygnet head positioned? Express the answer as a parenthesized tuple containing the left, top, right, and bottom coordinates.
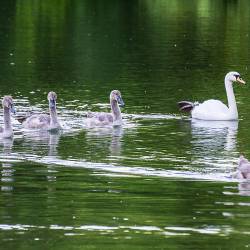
(110, 90, 125, 107)
(239, 155, 247, 165)
(47, 91, 57, 109)
(225, 72, 245, 85)
(2, 96, 16, 114)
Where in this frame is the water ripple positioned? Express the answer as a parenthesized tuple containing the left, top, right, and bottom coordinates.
(0, 223, 236, 237)
(0, 152, 236, 182)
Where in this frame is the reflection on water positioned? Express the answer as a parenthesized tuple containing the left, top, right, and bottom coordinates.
(23, 130, 62, 182)
(238, 181, 250, 196)
(0, 115, 241, 183)
(0, 137, 13, 154)
(1, 162, 14, 192)
(85, 125, 124, 158)
(191, 119, 238, 151)
(22, 130, 61, 151)
(1, 138, 14, 192)
(191, 119, 238, 171)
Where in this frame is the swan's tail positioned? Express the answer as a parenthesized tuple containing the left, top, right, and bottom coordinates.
(15, 115, 27, 124)
(177, 101, 195, 113)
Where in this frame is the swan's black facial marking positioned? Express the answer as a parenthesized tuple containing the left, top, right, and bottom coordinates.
(234, 74, 240, 79)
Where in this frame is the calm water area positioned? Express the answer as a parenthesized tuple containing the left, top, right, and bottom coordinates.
(1, 1, 250, 249)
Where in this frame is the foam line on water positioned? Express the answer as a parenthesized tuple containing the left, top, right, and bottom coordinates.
(0, 152, 236, 183)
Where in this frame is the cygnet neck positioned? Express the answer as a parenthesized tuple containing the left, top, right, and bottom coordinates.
(49, 103, 60, 126)
(3, 106, 12, 131)
(110, 99, 122, 122)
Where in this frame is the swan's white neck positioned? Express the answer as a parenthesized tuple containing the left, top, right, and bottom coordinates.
(3, 107, 12, 132)
(111, 99, 122, 122)
(225, 78, 238, 119)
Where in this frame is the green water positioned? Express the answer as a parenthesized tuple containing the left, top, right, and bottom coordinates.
(1, 1, 250, 249)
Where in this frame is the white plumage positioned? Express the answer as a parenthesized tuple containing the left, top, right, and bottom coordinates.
(178, 72, 246, 121)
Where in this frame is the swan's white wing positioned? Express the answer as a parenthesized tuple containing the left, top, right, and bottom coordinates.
(192, 99, 230, 120)
(199, 100, 229, 112)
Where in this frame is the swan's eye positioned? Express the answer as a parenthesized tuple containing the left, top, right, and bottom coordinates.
(234, 74, 240, 79)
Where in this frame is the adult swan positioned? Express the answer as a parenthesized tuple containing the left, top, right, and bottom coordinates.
(178, 72, 246, 120)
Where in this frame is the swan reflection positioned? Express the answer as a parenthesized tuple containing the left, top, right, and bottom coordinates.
(190, 120, 238, 172)
(191, 119, 238, 152)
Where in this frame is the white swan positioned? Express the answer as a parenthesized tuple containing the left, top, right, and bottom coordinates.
(0, 96, 16, 138)
(86, 90, 125, 127)
(178, 72, 245, 120)
(21, 91, 62, 131)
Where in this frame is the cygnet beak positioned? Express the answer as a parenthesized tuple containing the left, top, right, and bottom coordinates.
(10, 105, 16, 115)
(117, 96, 125, 107)
(49, 99, 56, 109)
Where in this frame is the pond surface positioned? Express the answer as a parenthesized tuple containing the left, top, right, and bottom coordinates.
(1, 1, 250, 249)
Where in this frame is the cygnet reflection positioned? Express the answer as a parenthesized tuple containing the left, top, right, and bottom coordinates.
(0, 137, 14, 192)
(21, 130, 61, 156)
(238, 181, 250, 196)
(1, 137, 14, 154)
(21, 130, 62, 182)
(85, 125, 123, 157)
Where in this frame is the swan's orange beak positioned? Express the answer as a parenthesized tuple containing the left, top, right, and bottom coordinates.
(237, 77, 246, 85)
